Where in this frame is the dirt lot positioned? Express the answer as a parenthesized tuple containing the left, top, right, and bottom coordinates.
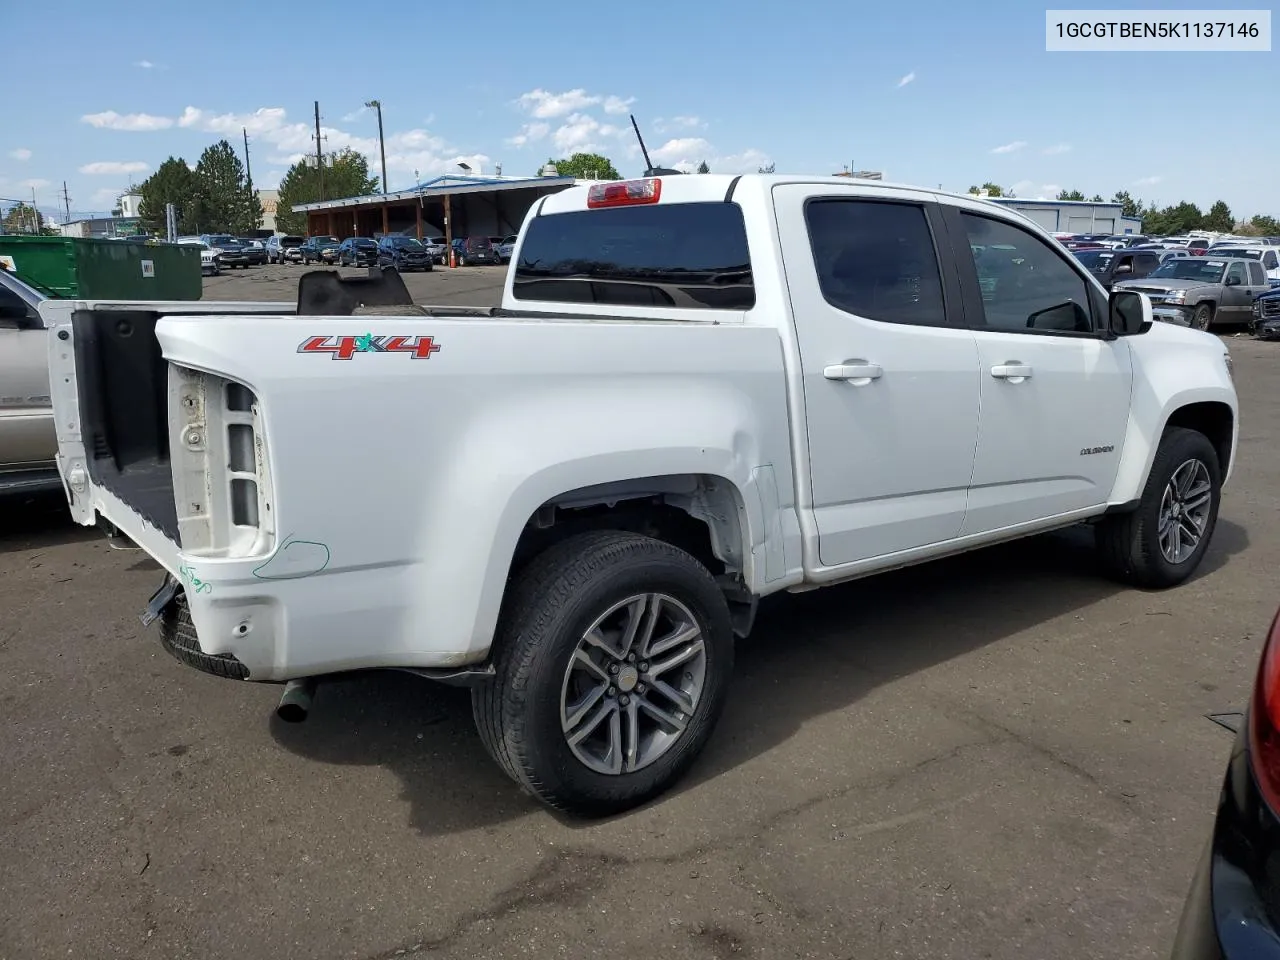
(2, 268, 1277, 960)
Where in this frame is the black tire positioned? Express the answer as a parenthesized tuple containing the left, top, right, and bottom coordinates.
(473, 531, 734, 817)
(1096, 426, 1222, 588)
(1192, 303, 1214, 331)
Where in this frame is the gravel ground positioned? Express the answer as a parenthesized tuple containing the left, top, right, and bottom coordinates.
(2, 273, 1276, 959)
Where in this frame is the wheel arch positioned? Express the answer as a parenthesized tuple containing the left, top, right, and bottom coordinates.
(1109, 393, 1237, 505)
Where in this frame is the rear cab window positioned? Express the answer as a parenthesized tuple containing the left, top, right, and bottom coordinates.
(513, 202, 755, 309)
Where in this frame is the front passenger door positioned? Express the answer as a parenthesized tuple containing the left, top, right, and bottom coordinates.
(941, 206, 1133, 535)
(1221, 261, 1252, 322)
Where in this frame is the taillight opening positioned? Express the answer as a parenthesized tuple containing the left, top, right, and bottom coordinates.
(586, 178, 662, 209)
(1248, 609, 1280, 813)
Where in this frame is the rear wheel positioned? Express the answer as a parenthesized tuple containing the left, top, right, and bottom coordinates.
(1096, 426, 1222, 588)
(1192, 303, 1214, 331)
(473, 531, 734, 817)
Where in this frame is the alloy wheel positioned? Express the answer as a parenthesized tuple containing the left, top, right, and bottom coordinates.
(1158, 458, 1212, 564)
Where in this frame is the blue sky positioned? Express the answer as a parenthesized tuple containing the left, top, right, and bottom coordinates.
(3, 1, 1277, 221)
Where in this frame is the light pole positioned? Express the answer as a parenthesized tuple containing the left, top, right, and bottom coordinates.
(365, 99, 388, 195)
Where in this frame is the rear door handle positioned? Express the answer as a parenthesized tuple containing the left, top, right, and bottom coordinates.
(991, 363, 1033, 381)
(824, 363, 883, 383)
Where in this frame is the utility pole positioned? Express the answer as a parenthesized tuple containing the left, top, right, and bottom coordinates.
(242, 127, 254, 188)
(364, 99, 388, 194)
(30, 187, 38, 233)
(62, 182, 71, 225)
(313, 100, 326, 202)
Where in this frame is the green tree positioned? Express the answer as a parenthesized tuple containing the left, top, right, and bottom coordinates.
(552, 152, 621, 180)
(1202, 200, 1233, 232)
(696, 160, 710, 174)
(1056, 189, 1086, 201)
(968, 182, 1003, 197)
(1111, 191, 1140, 218)
(2, 202, 43, 234)
(195, 139, 259, 235)
(1251, 214, 1280, 236)
(274, 148, 379, 235)
(137, 157, 202, 235)
(1143, 201, 1203, 236)
(757, 162, 776, 174)
(1089, 194, 1104, 202)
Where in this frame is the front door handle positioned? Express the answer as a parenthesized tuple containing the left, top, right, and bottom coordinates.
(991, 363, 1033, 381)
(824, 362, 883, 383)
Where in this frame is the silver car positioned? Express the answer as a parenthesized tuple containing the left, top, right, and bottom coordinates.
(1114, 256, 1271, 330)
(0, 268, 57, 492)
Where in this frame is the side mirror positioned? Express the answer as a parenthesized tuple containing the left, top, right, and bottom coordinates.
(1109, 289, 1150, 336)
(1224, 275, 1241, 286)
(1114, 263, 1133, 275)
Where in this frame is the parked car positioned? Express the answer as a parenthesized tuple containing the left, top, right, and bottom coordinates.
(1101, 235, 1152, 249)
(451, 236, 500, 265)
(43, 174, 1238, 817)
(177, 237, 221, 276)
(300, 236, 341, 265)
(496, 234, 518, 263)
(1252, 285, 1280, 339)
(201, 234, 250, 269)
(238, 238, 267, 266)
(422, 236, 448, 264)
(265, 235, 305, 264)
(1202, 245, 1280, 285)
(0, 266, 58, 493)
(1114, 256, 1271, 329)
(377, 236, 433, 272)
(1072, 247, 1164, 290)
(337, 237, 379, 267)
(1171, 603, 1280, 960)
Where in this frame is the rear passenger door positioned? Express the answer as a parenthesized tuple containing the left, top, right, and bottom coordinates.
(938, 204, 1133, 534)
(773, 185, 981, 568)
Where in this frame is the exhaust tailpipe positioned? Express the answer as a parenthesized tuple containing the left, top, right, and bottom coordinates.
(276, 678, 317, 723)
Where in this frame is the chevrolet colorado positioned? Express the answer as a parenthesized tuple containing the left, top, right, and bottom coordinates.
(41, 175, 1238, 815)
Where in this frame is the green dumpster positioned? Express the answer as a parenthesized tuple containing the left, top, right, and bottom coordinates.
(0, 235, 202, 300)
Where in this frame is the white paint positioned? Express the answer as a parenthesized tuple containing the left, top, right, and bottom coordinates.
(41, 175, 1239, 682)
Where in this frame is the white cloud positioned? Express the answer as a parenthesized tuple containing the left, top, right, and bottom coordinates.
(897, 71, 916, 88)
(20, 178, 51, 190)
(1009, 179, 1035, 195)
(134, 60, 154, 69)
(79, 160, 150, 175)
(1040, 183, 1061, 194)
(81, 110, 173, 131)
(654, 116, 703, 134)
(990, 140, 1027, 154)
(516, 88, 601, 119)
(649, 138, 770, 174)
(506, 122, 550, 147)
(602, 95, 635, 115)
(179, 106, 288, 135)
(90, 187, 121, 206)
(1134, 175, 1162, 186)
(552, 114, 604, 153)
(1042, 143, 1071, 155)
(342, 106, 368, 123)
(8, 147, 31, 161)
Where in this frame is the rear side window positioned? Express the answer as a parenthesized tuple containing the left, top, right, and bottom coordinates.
(1249, 261, 1267, 285)
(514, 202, 754, 310)
(805, 199, 946, 326)
(1264, 250, 1279, 270)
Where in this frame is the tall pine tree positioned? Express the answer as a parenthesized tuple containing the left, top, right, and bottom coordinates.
(194, 140, 259, 234)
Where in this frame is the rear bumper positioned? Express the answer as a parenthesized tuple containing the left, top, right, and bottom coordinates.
(1172, 724, 1280, 960)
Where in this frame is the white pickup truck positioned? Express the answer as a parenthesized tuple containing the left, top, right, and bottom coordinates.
(42, 175, 1238, 816)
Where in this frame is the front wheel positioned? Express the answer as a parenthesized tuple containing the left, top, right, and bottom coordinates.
(1192, 303, 1214, 331)
(473, 531, 734, 817)
(1096, 426, 1222, 588)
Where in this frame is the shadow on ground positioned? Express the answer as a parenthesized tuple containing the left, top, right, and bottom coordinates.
(269, 519, 1249, 835)
(0, 490, 94, 555)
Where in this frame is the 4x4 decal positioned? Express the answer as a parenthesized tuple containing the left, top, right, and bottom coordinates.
(298, 334, 441, 360)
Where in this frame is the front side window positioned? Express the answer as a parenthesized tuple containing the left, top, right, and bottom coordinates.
(805, 199, 946, 326)
(1226, 262, 1248, 285)
(960, 213, 1093, 334)
(514, 201, 754, 309)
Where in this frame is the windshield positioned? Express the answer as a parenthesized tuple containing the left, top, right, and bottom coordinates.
(281, 236, 304, 247)
(1074, 251, 1115, 273)
(1207, 248, 1260, 259)
(1149, 259, 1227, 282)
(208, 235, 236, 245)
(314, 237, 339, 245)
(353, 238, 376, 247)
(389, 238, 423, 249)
